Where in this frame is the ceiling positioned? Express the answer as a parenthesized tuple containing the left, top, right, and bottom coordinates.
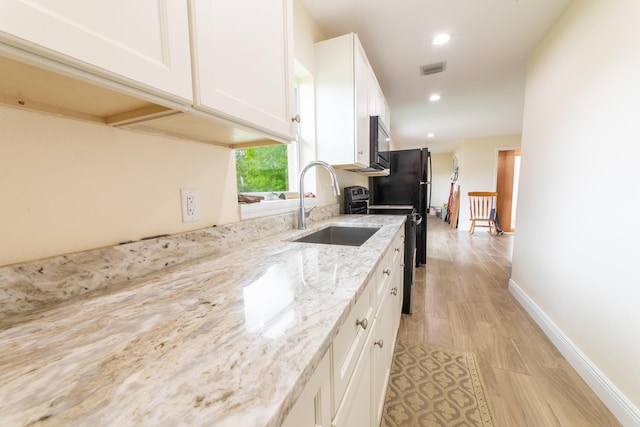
(300, 0, 572, 153)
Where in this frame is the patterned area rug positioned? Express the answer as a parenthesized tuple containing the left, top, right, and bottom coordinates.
(382, 341, 496, 427)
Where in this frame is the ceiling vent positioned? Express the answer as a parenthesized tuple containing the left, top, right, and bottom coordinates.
(420, 61, 446, 76)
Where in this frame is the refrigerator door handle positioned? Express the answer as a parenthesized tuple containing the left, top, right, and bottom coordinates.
(428, 152, 433, 209)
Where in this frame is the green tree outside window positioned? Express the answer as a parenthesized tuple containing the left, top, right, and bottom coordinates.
(235, 144, 288, 193)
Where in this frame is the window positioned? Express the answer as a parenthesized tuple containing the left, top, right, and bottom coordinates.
(236, 141, 305, 220)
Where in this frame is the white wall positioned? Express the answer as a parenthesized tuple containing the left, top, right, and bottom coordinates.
(511, 1, 640, 423)
(455, 135, 521, 230)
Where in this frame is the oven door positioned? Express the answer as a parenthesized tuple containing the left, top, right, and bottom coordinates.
(345, 200, 368, 214)
(367, 205, 414, 215)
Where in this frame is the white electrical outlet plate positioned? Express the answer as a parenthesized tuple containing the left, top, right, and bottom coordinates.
(181, 189, 201, 223)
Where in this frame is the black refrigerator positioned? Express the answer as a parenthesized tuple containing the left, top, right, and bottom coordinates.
(369, 148, 432, 265)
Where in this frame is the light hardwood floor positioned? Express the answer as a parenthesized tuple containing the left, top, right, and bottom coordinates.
(398, 216, 621, 426)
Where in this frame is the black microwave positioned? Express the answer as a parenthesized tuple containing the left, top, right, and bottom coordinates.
(370, 116, 390, 170)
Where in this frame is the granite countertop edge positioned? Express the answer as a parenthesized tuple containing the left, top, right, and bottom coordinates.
(0, 214, 405, 427)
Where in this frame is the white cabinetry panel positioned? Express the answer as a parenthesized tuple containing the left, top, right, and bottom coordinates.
(282, 349, 332, 427)
(332, 280, 374, 412)
(354, 39, 370, 167)
(190, 0, 295, 141)
(372, 294, 392, 424)
(315, 32, 390, 170)
(0, 0, 192, 101)
(333, 319, 374, 427)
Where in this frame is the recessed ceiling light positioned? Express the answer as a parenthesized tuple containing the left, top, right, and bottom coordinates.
(432, 33, 451, 46)
(427, 133, 435, 138)
(429, 94, 441, 102)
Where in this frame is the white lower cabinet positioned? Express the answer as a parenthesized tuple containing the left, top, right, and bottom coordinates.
(333, 228, 404, 427)
(282, 349, 332, 427)
(333, 317, 375, 427)
(372, 292, 395, 423)
(332, 279, 374, 411)
(389, 266, 404, 342)
(284, 227, 404, 427)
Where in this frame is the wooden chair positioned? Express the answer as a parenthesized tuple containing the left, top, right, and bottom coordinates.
(468, 192, 498, 235)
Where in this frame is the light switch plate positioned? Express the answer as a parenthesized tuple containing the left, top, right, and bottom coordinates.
(181, 189, 200, 222)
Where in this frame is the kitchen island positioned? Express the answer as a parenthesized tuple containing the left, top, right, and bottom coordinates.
(0, 214, 405, 426)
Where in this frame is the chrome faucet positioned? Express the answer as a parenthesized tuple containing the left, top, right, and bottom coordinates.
(298, 160, 341, 229)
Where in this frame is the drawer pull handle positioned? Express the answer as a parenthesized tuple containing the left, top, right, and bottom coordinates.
(395, 247, 401, 252)
(356, 317, 368, 330)
(374, 339, 384, 348)
(383, 269, 391, 276)
(391, 287, 398, 296)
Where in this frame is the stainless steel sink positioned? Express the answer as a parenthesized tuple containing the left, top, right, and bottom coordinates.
(294, 226, 379, 246)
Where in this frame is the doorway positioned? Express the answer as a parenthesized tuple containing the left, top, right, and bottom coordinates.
(496, 149, 521, 232)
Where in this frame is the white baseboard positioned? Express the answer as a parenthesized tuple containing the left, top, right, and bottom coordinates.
(509, 279, 640, 427)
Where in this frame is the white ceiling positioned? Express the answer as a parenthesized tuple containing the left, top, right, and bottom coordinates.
(300, 0, 572, 153)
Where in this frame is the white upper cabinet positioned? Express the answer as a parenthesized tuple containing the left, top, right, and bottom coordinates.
(0, 0, 193, 102)
(315, 33, 368, 169)
(315, 33, 390, 170)
(190, 0, 296, 142)
(0, 0, 295, 146)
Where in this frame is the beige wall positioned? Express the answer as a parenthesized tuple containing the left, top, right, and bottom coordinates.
(293, 0, 325, 72)
(0, 105, 239, 267)
(454, 134, 521, 230)
(430, 152, 453, 211)
(511, 1, 640, 422)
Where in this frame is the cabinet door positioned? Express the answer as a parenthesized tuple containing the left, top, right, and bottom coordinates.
(282, 350, 332, 427)
(372, 295, 392, 425)
(354, 37, 370, 167)
(191, 0, 295, 141)
(0, 0, 192, 101)
(333, 319, 374, 427)
(332, 281, 374, 412)
(390, 266, 404, 337)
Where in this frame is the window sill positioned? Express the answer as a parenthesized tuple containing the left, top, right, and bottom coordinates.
(239, 198, 317, 220)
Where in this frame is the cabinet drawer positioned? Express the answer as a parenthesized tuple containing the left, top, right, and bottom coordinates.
(332, 280, 374, 413)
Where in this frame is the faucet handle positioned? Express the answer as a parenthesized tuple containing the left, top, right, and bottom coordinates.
(305, 205, 316, 218)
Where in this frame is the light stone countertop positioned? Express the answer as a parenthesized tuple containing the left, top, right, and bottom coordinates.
(0, 214, 405, 427)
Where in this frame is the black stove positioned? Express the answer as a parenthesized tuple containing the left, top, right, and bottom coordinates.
(343, 186, 369, 214)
